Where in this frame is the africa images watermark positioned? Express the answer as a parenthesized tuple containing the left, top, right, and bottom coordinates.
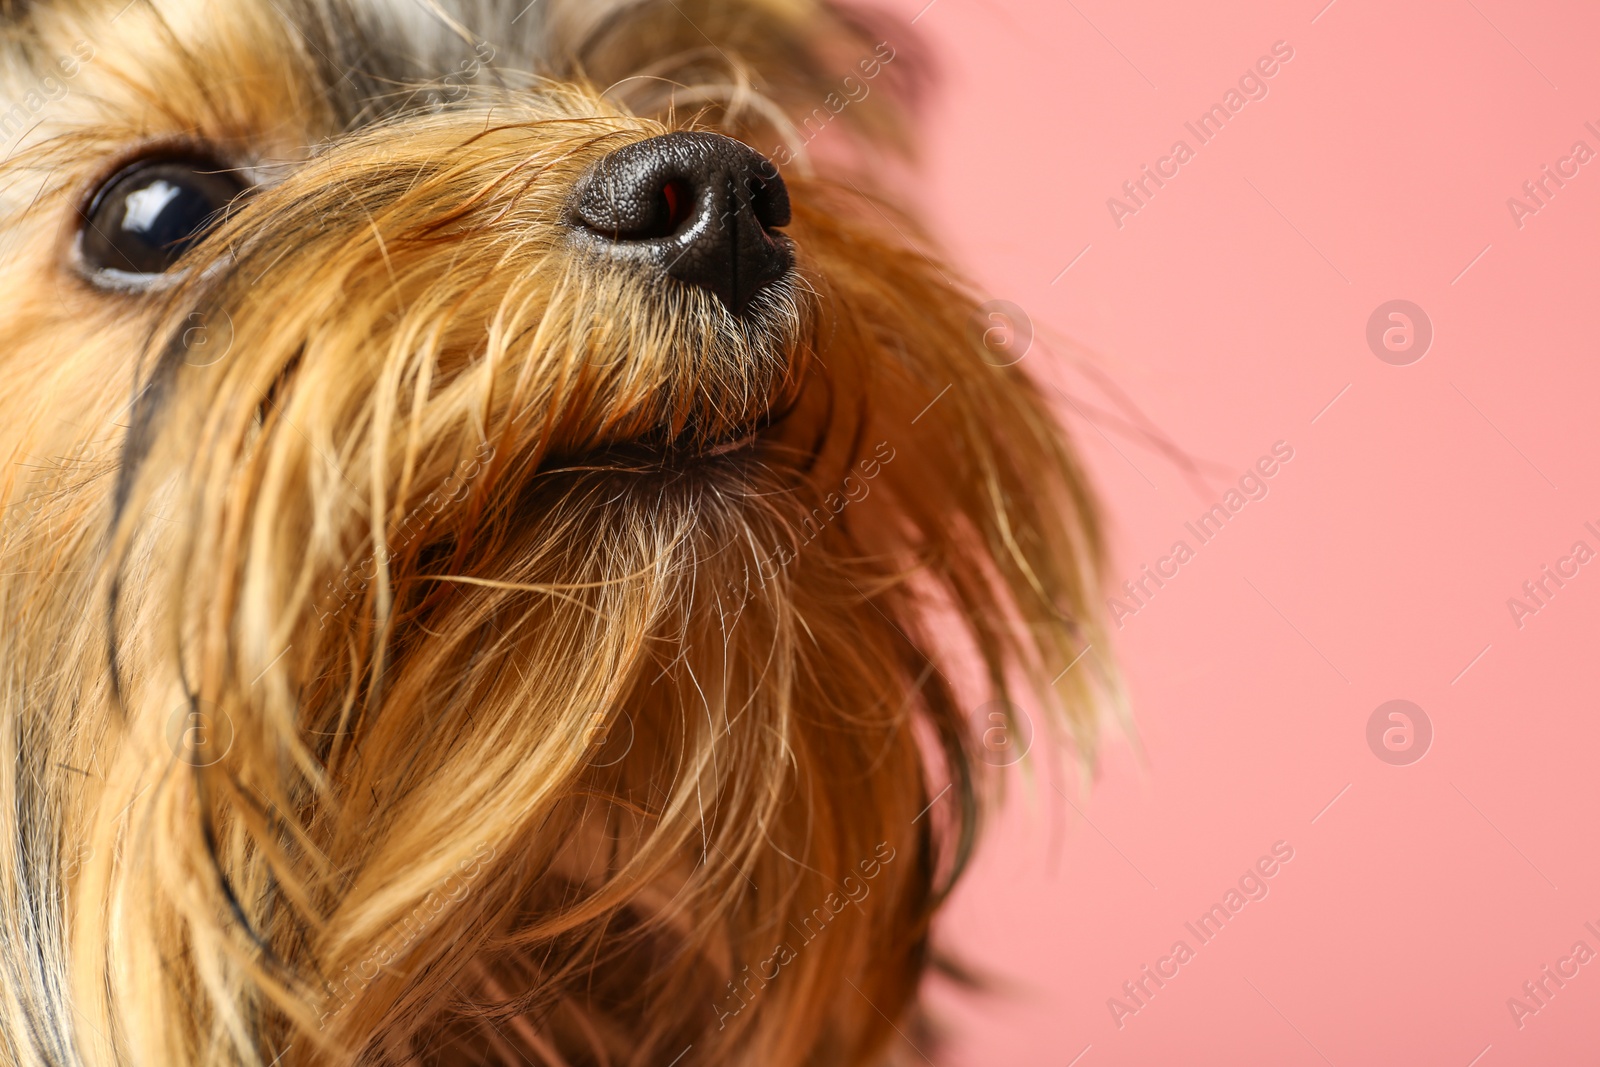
(313, 442, 497, 628)
(1505, 120, 1600, 231)
(719, 440, 897, 609)
(0, 442, 99, 545)
(1106, 441, 1296, 629)
(1504, 520, 1600, 630)
(0, 39, 96, 150)
(1106, 40, 1297, 230)
(1366, 699, 1432, 767)
(1107, 840, 1296, 1029)
(711, 841, 897, 1030)
(317, 841, 497, 1028)
(431, 39, 496, 105)
(762, 41, 898, 173)
(1504, 918, 1600, 1031)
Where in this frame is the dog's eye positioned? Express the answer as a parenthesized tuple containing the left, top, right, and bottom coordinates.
(78, 157, 247, 284)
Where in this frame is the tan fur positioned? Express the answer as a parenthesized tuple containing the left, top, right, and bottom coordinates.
(0, 1, 1112, 1064)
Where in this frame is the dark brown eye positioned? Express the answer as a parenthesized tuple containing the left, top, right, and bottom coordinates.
(78, 156, 247, 283)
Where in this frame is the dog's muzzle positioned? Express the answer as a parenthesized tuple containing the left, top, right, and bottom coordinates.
(572, 132, 794, 315)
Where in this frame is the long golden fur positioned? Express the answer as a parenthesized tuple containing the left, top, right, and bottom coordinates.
(0, 1, 1112, 1064)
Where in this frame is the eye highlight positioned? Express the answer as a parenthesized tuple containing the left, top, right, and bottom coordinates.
(77, 155, 248, 287)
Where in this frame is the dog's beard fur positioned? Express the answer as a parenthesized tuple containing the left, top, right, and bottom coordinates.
(0, 1, 1111, 1065)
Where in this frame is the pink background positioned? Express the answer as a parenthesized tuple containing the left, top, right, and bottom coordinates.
(875, 0, 1600, 1063)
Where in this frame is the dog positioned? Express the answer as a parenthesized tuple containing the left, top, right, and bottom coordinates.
(0, 1, 1110, 1064)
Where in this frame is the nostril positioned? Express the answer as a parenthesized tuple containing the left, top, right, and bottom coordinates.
(746, 175, 790, 231)
(659, 178, 693, 237)
(573, 131, 794, 313)
(577, 174, 697, 242)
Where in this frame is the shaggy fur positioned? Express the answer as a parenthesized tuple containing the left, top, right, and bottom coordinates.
(0, 1, 1111, 1064)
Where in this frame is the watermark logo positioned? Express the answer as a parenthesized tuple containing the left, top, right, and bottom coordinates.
(580, 321, 623, 367)
(969, 699, 1033, 767)
(62, 843, 95, 880)
(580, 708, 635, 768)
(1366, 300, 1432, 366)
(180, 309, 235, 367)
(1366, 699, 1431, 766)
(969, 300, 1034, 367)
(166, 698, 235, 768)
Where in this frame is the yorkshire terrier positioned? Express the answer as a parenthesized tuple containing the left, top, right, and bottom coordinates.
(0, 1, 1109, 1064)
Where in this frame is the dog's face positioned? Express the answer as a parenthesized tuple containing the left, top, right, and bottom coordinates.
(0, 2, 1107, 1064)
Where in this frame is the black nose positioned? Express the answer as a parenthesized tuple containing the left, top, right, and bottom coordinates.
(572, 132, 793, 315)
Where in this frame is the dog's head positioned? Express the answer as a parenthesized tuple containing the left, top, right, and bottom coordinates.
(0, 2, 1109, 1064)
